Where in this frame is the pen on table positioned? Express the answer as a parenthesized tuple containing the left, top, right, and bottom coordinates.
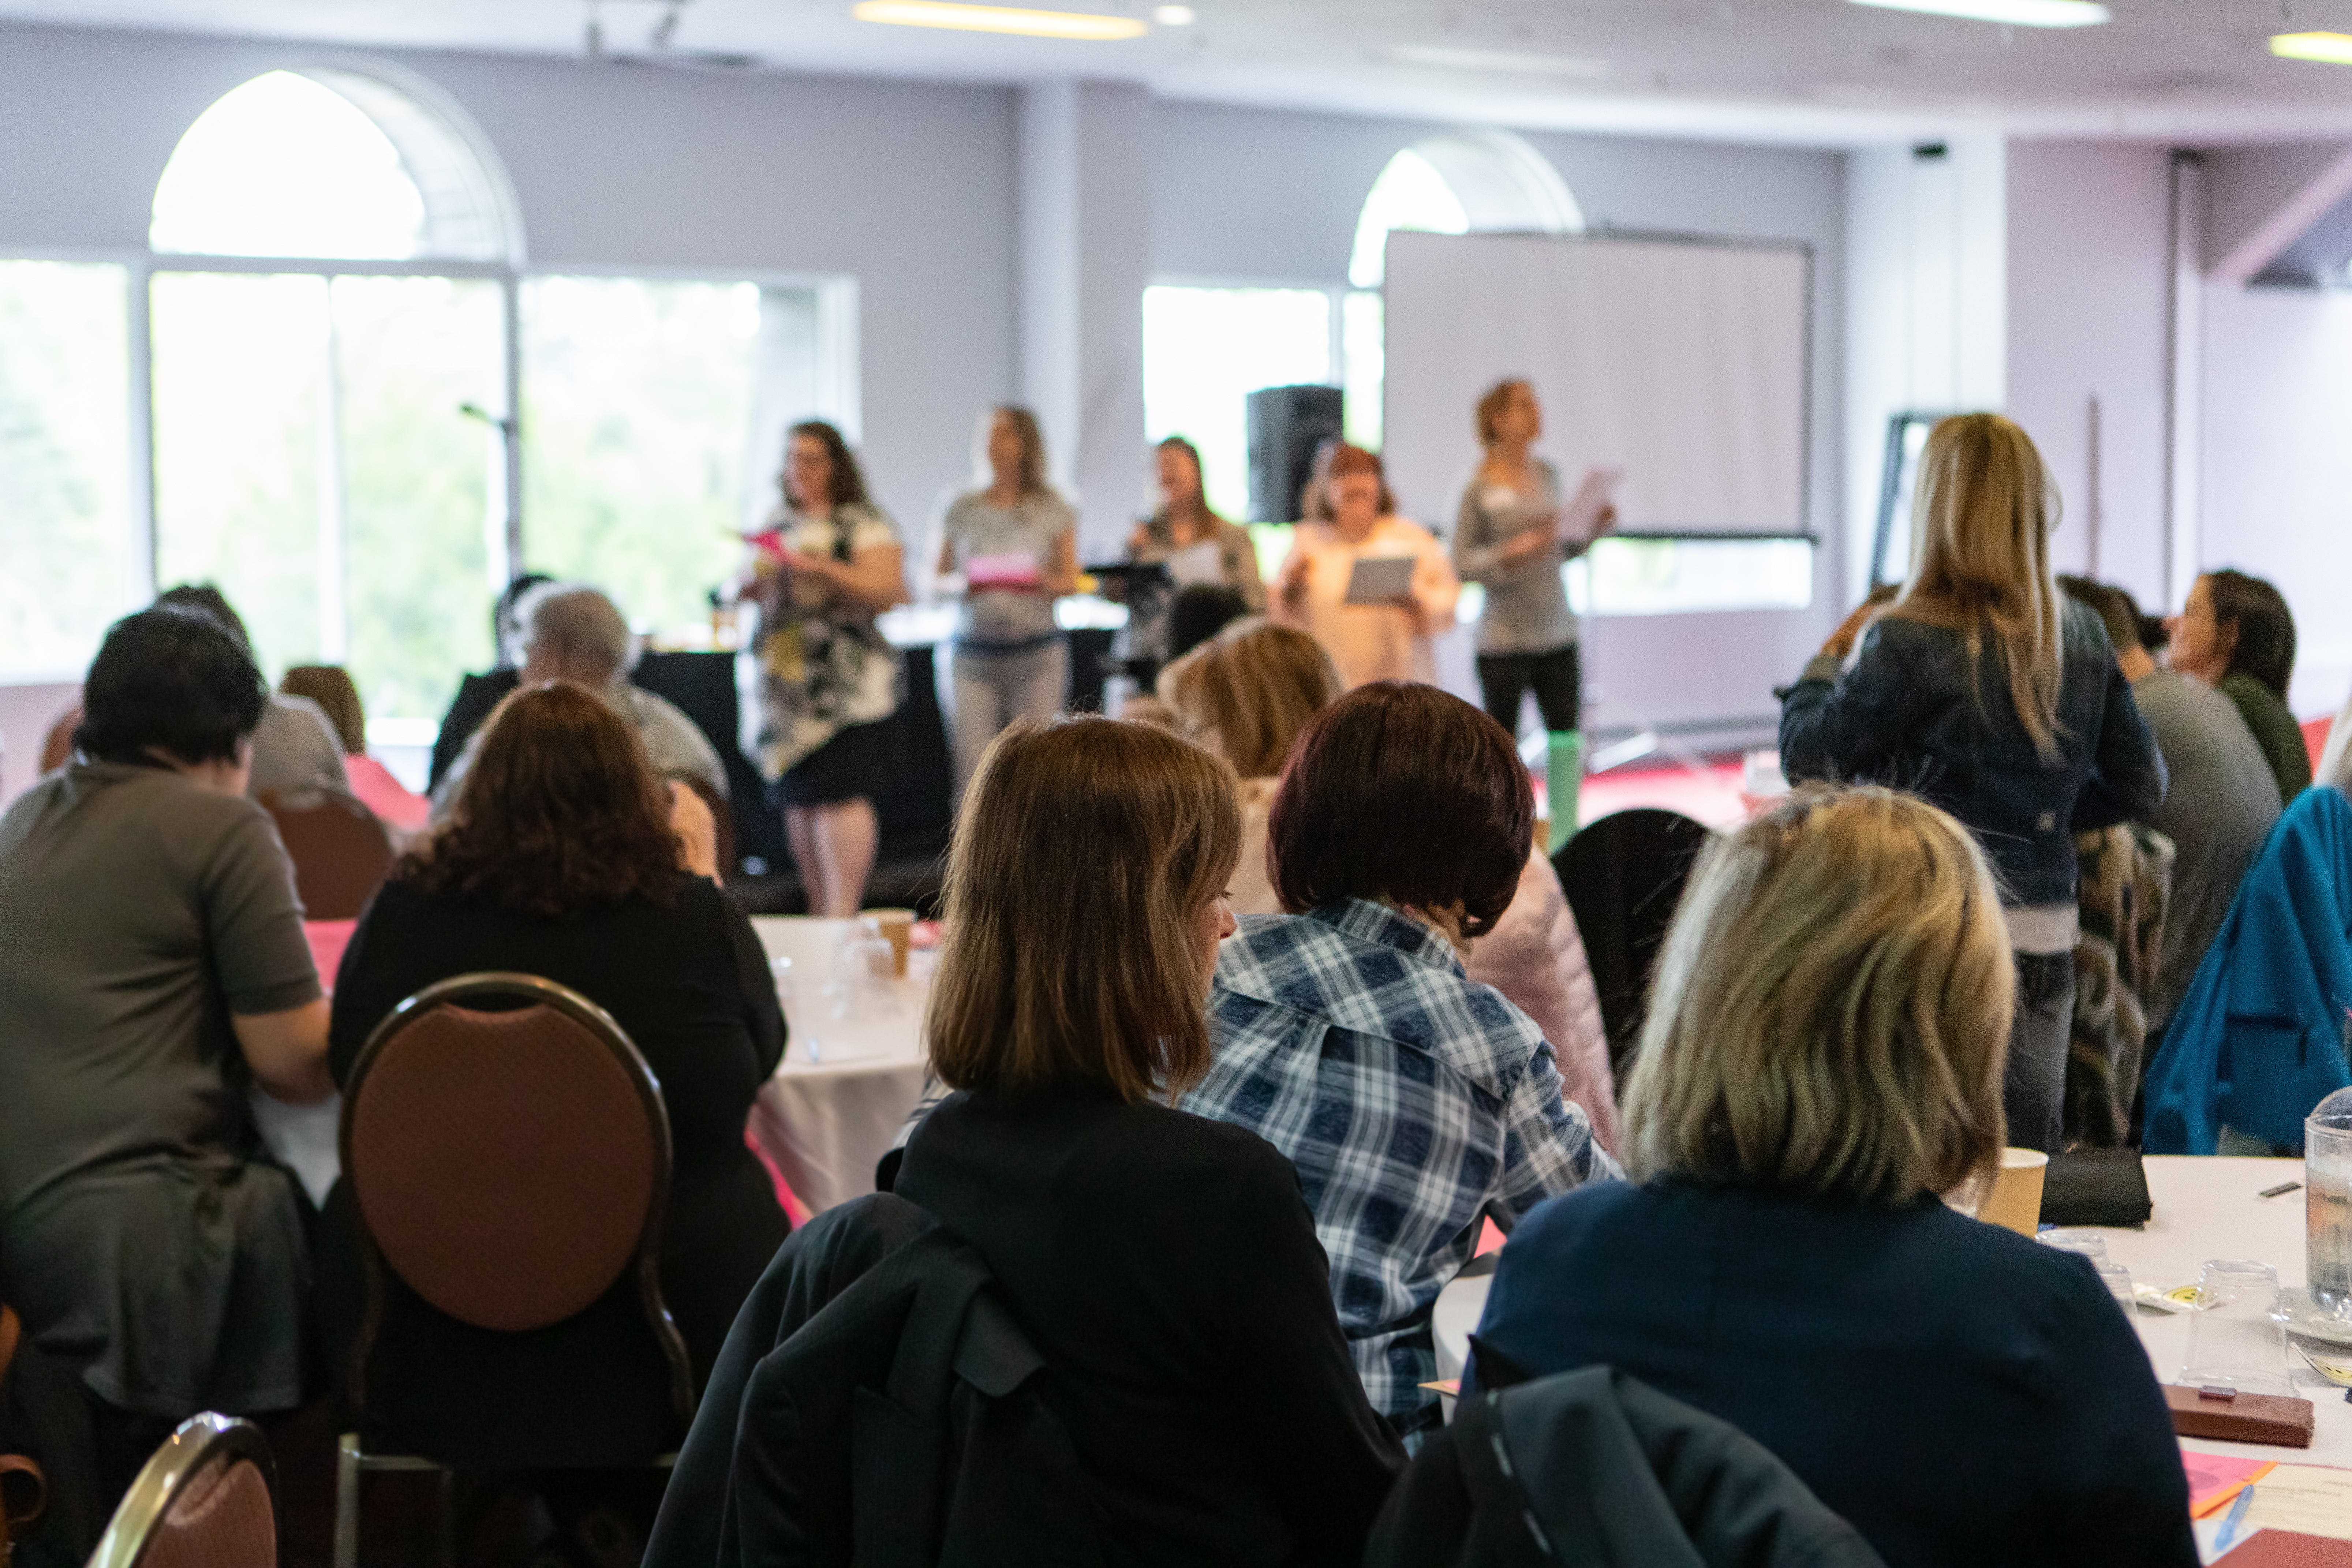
(2259, 1181, 2302, 1200)
(2213, 1478, 2258, 1554)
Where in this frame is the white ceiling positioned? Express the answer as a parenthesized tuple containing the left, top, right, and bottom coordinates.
(9, 0, 2352, 146)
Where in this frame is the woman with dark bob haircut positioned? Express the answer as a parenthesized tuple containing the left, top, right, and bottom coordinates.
(893, 716, 1402, 1563)
(321, 682, 789, 1445)
(1, 606, 333, 1499)
(1181, 682, 1617, 1447)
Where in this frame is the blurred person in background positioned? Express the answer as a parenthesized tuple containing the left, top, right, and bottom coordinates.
(932, 406, 1078, 796)
(278, 664, 430, 833)
(2168, 568, 2309, 804)
(426, 570, 551, 793)
(737, 420, 909, 917)
(1270, 444, 1458, 689)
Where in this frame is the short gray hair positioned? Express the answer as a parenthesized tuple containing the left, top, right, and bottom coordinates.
(516, 583, 637, 684)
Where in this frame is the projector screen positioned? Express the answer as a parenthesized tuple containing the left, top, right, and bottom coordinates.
(1381, 230, 1810, 538)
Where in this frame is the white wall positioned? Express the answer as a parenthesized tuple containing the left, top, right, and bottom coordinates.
(2004, 141, 2173, 607)
(1152, 100, 1849, 739)
(2197, 282, 2352, 719)
(0, 19, 1018, 549)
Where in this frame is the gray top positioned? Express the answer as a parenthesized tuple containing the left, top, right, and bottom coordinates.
(941, 488, 1077, 648)
(2134, 669, 2283, 1030)
(1452, 459, 1580, 655)
(249, 692, 351, 800)
(0, 761, 319, 1414)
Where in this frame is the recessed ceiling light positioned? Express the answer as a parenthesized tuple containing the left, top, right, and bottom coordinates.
(1152, 4, 1195, 24)
(851, 1, 1149, 40)
(1385, 44, 1610, 80)
(1847, 0, 2108, 27)
(2271, 31, 2352, 64)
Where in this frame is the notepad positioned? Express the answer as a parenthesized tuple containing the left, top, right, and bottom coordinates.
(1344, 555, 1417, 605)
(1558, 465, 1625, 547)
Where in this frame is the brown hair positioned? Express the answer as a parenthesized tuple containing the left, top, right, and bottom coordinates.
(399, 682, 685, 919)
(1887, 413, 2067, 763)
(1267, 682, 1530, 938)
(1158, 619, 1340, 778)
(2203, 569, 2297, 699)
(1622, 785, 2011, 1204)
(786, 420, 872, 510)
(925, 716, 1241, 1101)
(987, 405, 1050, 497)
(280, 665, 366, 755)
(1324, 443, 1397, 516)
(1475, 378, 1530, 448)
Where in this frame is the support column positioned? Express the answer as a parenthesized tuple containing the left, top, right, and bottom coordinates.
(1018, 80, 1150, 559)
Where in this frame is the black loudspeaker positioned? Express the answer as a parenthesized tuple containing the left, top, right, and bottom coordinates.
(1246, 384, 1345, 524)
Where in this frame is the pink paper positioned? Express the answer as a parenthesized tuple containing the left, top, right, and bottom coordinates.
(2187, 1450, 2280, 1516)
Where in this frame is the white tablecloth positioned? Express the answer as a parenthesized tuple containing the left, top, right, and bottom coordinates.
(747, 916, 932, 1216)
(1433, 1156, 2352, 1472)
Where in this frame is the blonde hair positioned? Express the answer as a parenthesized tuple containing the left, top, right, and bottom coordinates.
(1156, 619, 1341, 779)
(1475, 378, 1529, 448)
(925, 716, 1240, 1102)
(1621, 786, 2011, 1205)
(1890, 413, 2067, 763)
(983, 405, 1050, 497)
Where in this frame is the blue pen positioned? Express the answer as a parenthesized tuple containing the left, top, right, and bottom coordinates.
(2213, 1479, 2258, 1556)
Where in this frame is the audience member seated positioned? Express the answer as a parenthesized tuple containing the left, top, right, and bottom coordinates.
(891, 716, 1403, 1563)
(0, 607, 333, 1497)
(277, 665, 431, 833)
(2060, 577, 2279, 1037)
(1469, 786, 2196, 1568)
(1780, 414, 2163, 1153)
(2168, 567, 2310, 804)
(428, 582, 726, 822)
(1180, 680, 1619, 1447)
(324, 682, 783, 1386)
(426, 571, 548, 793)
(1160, 620, 1617, 1148)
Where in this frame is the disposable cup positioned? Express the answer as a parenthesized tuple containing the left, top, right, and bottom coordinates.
(861, 908, 915, 976)
(1977, 1148, 2050, 1236)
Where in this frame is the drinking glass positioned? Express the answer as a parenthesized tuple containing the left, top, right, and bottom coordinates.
(2180, 1260, 2287, 1395)
(2092, 1260, 2134, 1305)
(2035, 1230, 2109, 1261)
(2308, 1087, 2352, 1317)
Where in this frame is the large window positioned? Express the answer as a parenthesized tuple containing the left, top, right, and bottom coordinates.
(4, 66, 850, 723)
(1141, 286, 1332, 521)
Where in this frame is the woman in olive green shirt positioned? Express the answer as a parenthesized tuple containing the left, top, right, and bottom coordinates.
(2168, 569, 2311, 802)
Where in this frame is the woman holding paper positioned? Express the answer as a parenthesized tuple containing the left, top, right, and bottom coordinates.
(1270, 444, 1457, 689)
(1453, 379, 1614, 737)
(934, 405, 1080, 794)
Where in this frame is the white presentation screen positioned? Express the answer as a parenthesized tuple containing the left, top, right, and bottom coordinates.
(1382, 229, 1809, 536)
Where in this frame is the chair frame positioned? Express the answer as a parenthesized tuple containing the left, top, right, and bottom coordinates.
(332, 972, 692, 1568)
(257, 786, 397, 921)
(87, 1413, 276, 1568)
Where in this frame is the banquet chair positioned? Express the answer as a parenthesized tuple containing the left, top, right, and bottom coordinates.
(332, 973, 693, 1568)
(259, 789, 396, 921)
(86, 1413, 277, 1568)
(1553, 808, 1712, 1083)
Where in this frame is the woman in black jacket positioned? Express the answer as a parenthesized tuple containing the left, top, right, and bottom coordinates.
(325, 681, 789, 1402)
(1780, 414, 2163, 1153)
(893, 715, 1403, 1568)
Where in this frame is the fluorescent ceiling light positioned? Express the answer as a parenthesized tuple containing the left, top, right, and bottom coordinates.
(1847, 0, 2109, 27)
(851, 1, 1148, 39)
(1384, 45, 1610, 80)
(2272, 31, 2352, 64)
(1152, 5, 1195, 23)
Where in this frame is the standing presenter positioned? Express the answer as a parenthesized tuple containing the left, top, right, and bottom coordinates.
(1452, 379, 1613, 737)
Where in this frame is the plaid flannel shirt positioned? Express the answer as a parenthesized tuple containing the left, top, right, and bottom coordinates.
(1182, 899, 1618, 1440)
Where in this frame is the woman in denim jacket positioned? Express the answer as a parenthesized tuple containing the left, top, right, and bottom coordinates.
(1780, 414, 2164, 1152)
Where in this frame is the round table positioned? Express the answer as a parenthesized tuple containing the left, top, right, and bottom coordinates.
(747, 916, 932, 1217)
(1432, 1156, 2352, 1539)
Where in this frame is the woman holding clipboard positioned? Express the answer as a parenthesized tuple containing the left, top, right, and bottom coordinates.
(1270, 444, 1458, 689)
(934, 405, 1080, 794)
(1452, 379, 1616, 735)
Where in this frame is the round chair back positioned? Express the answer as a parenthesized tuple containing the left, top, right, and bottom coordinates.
(89, 1414, 275, 1568)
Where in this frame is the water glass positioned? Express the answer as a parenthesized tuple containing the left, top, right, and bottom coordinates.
(2092, 1260, 2134, 1305)
(2035, 1230, 2109, 1261)
(2180, 1259, 2287, 1394)
(2307, 1087, 2352, 1317)
(828, 933, 898, 1021)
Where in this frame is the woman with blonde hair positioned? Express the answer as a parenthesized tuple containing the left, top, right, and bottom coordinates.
(933, 405, 1080, 794)
(1160, 620, 1618, 1149)
(1469, 787, 2194, 1568)
(891, 716, 1401, 1562)
(1779, 412, 2162, 1152)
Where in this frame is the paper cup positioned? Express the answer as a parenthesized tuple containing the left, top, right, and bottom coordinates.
(860, 908, 915, 977)
(1976, 1148, 2050, 1236)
